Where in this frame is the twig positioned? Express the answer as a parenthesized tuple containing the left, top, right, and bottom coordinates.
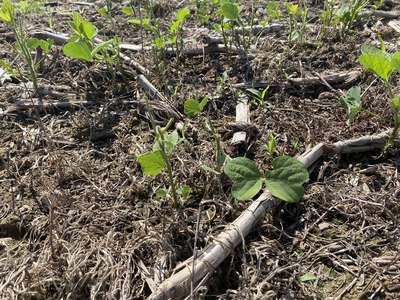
(231, 93, 250, 146)
(233, 70, 361, 89)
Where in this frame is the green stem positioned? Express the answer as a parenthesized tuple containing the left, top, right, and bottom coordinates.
(157, 127, 179, 208)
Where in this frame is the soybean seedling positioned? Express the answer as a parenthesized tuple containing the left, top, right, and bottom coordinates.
(335, 0, 368, 39)
(287, 1, 308, 47)
(261, 1, 281, 26)
(202, 120, 227, 175)
(319, 0, 335, 40)
(224, 156, 309, 202)
(340, 86, 362, 126)
(63, 12, 120, 77)
(359, 44, 400, 147)
(137, 119, 183, 208)
(215, 0, 251, 52)
(246, 86, 269, 106)
(128, 6, 190, 57)
(265, 131, 277, 157)
(184, 97, 209, 117)
(97, 0, 118, 33)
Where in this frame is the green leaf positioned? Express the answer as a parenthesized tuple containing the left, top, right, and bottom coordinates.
(390, 52, 400, 72)
(201, 164, 221, 175)
(359, 45, 393, 82)
(266, 1, 281, 19)
(91, 39, 116, 58)
(266, 131, 277, 156)
(137, 150, 166, 175)
(220, 1, 239, 20)
(128, 17, 154, 32)
(298, 273, 317, 283)
(153, 130, 180, 155)
(63, 39, 93, 62)
(80, 20, 97, 40)
(178, 185, 192, 199)
(287, 3, 299, 15)
(246, 88, 260, 99)
(169, 7, 190, 33)
(97, 6, 108, 17)
(392, 96, 400, 110)
(153, 37, 166, 49)
(26, 38, 52, 53)
(0, 0, 13, 23)
(289, 30, 300, 43)
(184, 97, 208, 117)
(224, 157, 263, 201)
(121, 6, 134, 16)
(340, 86, 362, 125)
(154, 187, 167, 199)
(265, 156, 309, 203)
(176, 7, 190, 22)
(71, 12, 97, 40)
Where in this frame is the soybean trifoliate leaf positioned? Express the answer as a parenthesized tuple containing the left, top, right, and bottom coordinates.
(63, 40, 93, 62)
(266, 1, 281, 19)
(178, 185, 192, 200)
(287, 3, 299, 15)
(153, 130, 180, 155)
(224, 157, 263, 201)
(340, 86, 362, 125)
(359, 45, 393, 82)
(71, 12, 97, 40)
(26, 38, 53, 54)
(169, 7, 190, 33)
(184, 97, 208, 117)
(137, 150, 166, 175)
(265, 156, 309, 203)
(220, 1, 239, 20)
(121, 6, 134, 16)
(176, 7, 190, 22)
(79, 20, 97, 40)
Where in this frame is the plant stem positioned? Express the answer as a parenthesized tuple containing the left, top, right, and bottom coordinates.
(157, 127, 179, 208)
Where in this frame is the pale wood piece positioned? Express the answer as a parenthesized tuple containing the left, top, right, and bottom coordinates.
(231, 95, 250, 146)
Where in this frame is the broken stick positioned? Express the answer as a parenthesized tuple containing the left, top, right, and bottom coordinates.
(231, 93, 250, 146)
(233, 70, 362, 89)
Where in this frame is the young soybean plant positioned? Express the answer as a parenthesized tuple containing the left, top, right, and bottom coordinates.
(340, 86, 362, 126)
(335, 0, 368, 39)
(224, 156, 309, 203)
(128, 7, 190, 56)
(137, 119, 184, 208)
(359, 45, 400, 147)
(215, 0, 251, 51)
(63, 13, 120, 70)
